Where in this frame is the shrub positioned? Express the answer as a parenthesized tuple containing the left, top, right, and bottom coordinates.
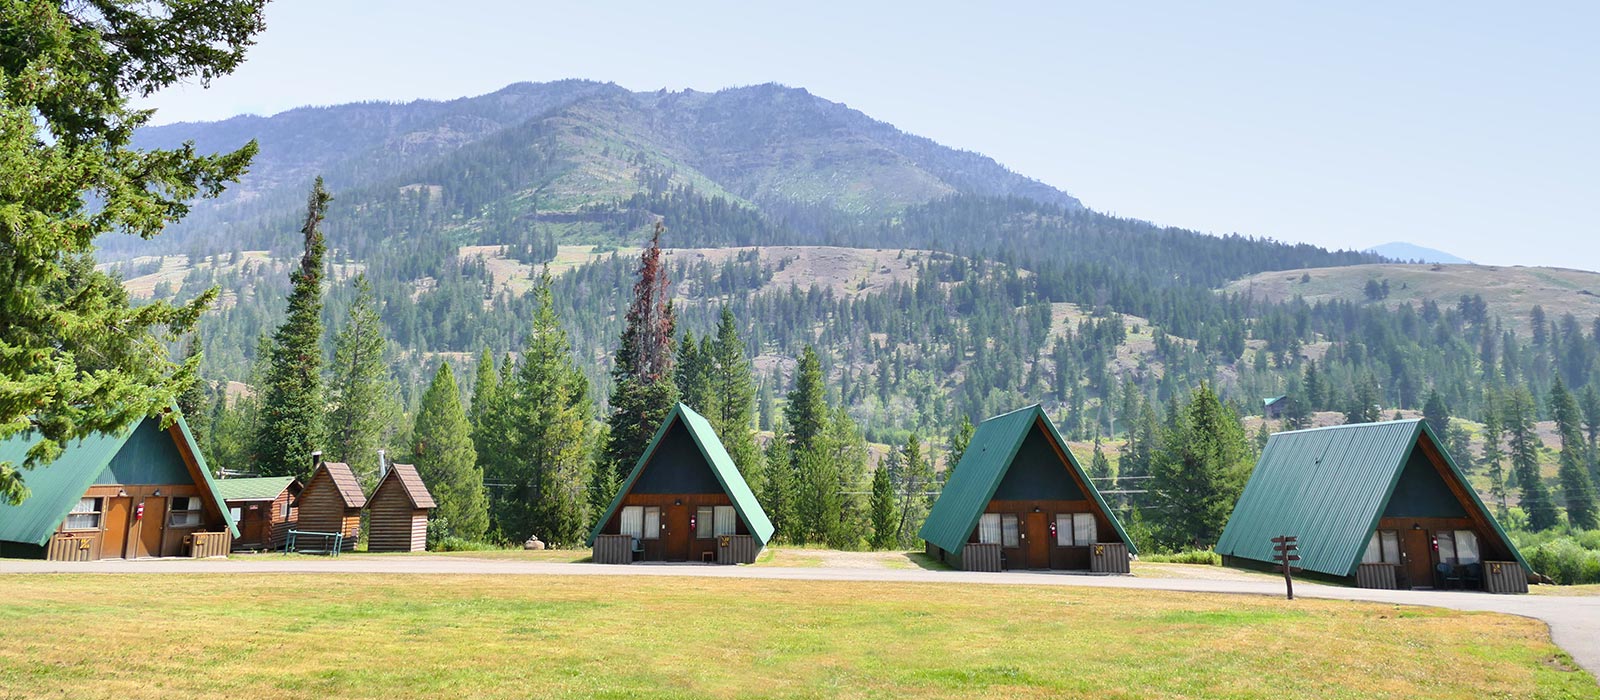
(1524, 538, 1600, 585)
(1141, 548, 1221, 566)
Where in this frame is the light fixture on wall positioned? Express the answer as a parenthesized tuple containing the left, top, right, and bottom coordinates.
(1033, 506, 1042, 513)
(674, 499, 682, 506)
(152, 489, 162, 497)
(1411, 523, 1422, 530)
(116, 489, 127, 497)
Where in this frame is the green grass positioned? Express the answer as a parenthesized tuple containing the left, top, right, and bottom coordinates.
(0, 574, 1592, 699)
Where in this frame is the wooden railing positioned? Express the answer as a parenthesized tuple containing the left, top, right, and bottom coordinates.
(593, 534, 633, 564)
(285, 529, 344, 556)
(186, 531, 232, 558)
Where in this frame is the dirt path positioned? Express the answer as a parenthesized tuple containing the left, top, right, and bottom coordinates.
(5, 556, 1597, 680)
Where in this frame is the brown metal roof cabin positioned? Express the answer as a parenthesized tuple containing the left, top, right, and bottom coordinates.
(587, 403, 774, 564)
(0, 410, 238, 561)
(1217, 420, 1532, 593)
(919, 405, 1137, 573)
(215, 476, 301, 552)
(366, 461, 435, 552)
(296, 453, 365, 552)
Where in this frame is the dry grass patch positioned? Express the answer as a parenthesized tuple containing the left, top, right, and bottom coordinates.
(0, 574, 1593, 699)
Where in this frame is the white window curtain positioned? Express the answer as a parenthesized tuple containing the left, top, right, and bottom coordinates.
(643, 507, 661, 540)
(696, 506, 714, 538)
(1001, 514, 1019, 548)
(978, 514, 1001, 544)
(1379, 531, 1400, 563)
(65, 497, 100, 530)
(1072, 513, 1096, 546)
(1363, 533, 1383, 564)
(229, 507, 243, 523)
(1454, 530, 1480, 565)
(1055, 514, 1072, 546)
(714, 505, 737, 536)
(1436, 531, 1457, 565)
(620, 506, 644, 540)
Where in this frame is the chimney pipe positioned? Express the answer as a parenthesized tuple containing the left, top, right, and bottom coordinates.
(377, 449, 388, 479)
(311, 450, 322, 471)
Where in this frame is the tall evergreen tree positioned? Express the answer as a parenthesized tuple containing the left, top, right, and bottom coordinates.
(0, 0, 261, 504)
(1505, 387, 1559, 531)
(510, 272, 595, 546)
(324, 275, 398, 482)
(675, 329, 712, 412)
(411, 363, 488, 540)
(762, 433, 797, 542)
(1582, 385, 1600, 483)
(1549, 379, 1598, 529)
(893, 434, 935, 547)
(1147, 385, 1250, 549)
(948, 415, 976, 470)
(1088, 437, 1113, 482)
(785, 346, 829, 451)
(1303, 359, 1325, 411)
(708, 306, 763, 486)
(1422, 388, 1450, 437)
(868, 449, 898, 550)
(176, 337, 212, 453)
(254, 179, 331, 478)
(1344, 375, 1382, 425)
(1480, 393, 1508, 517)
(600, 222, 678, 507)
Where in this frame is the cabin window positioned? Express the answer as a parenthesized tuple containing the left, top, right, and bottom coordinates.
(1363, 530, 1402, 564)
(229, 507, 243, 522)
(643, 506, 661, 540)
(1001, 514, 1019, 548)
(168, 496, 204, 527)
(1437, 530, 1481, 566)
(696, 506, 714, 538)
(1054, 514, 1072, 546)
(620, 506, 644, 540)
(282, 499, 292, 519)
(1072, 513, 1097, 546)
(65, 497, 102, 530)
(978, 513, 1002, 544)
(714, 505, 737, 537)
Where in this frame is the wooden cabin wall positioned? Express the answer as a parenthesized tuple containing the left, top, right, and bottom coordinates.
(603, 492, 737, 562)
(52, 483, 225, 560)
(367, 478, 427, 552)
(297, 472, 360, 551)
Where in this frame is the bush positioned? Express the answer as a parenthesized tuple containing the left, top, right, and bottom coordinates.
(1140, 548, 1221, 566)
(1524, 538, 1600, 585)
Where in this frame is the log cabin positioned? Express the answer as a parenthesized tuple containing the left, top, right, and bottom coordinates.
(295, 453, 365, 552)
(215, 476, 301, 551)
(920, 405, 1136, 573)
(588, 403, 773, 564)
(0, 410, 238, 561)
(366, 460, 434, 552)
(1216, 420, 1532, 593)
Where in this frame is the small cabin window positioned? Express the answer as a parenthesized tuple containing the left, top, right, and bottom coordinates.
(642, 507, 661, 540)
(714, 505, 737, 537)
(282, 499, 292, 519)
(1363, 530, 1402, 564)
(168, 496, 204, 527)
(696, 506, 714, 538)
(1054, 514, 1072, 546)
(1438, 530, 1480, 566)
(978, 513, 1002, 544)
(1072, 513, 1097, 546)
(620, 506, 644, 540)
(65, 497, 102, 530)
(1001, 514, 1019, 548)
(229, 507, 243, 522)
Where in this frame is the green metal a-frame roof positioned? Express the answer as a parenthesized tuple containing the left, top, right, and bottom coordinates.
(0, 408, 238, 546)
(586, 402, 774, 546)
(918, 404, 1136, 556)
(1215, 419, 1528, 578)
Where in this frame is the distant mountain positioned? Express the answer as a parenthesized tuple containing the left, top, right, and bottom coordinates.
(1366, 242, 1471, 265)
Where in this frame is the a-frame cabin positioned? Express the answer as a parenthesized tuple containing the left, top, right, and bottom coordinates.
(1217, 420, 1532, 593)
(920, 405, 1136, 572)
(587, 403, 773, 565)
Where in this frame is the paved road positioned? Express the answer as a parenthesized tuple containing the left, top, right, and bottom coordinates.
(5, 556, 1598, 680)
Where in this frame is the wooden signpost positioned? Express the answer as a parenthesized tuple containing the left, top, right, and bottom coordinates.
(1271, 535, 1300, 600)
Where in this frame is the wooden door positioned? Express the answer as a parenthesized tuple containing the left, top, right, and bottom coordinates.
(1025, 512, 1049, 569)
(103, 497, 131, 559)
(665, 505, 690, 561)
(242, 507, 266, 547)
(136, 497, 167, 559)
(1401, 528, 1434, 588)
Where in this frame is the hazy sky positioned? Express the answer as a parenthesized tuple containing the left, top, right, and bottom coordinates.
(138, 2, 1599, 271)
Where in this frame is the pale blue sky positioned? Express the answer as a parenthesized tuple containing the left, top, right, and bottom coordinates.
(139, 2, 1600, 271)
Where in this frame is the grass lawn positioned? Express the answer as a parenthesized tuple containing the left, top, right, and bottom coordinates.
(0, 575, 1593, 699)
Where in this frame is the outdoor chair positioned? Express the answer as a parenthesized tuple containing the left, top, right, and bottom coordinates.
(1435, 562, 1463, 589)
(1460, 562, 1484, 589)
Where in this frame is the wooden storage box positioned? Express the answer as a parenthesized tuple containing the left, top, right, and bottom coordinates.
(1090, 542, 1130, 574)
(593, 534, 633, 565)
(1356, 563, 1399, 589)
(1484, 561, 1529, 594)
(962, 543, 1002, 572)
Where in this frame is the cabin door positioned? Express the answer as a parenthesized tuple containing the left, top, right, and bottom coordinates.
(242, 506, 267, 547)
(135, 497, 167, 558)
(103, 497, 132, 559)
(1401, 528, 1434, 588)
(1025, 512, 1049, 569)
(665, 505, 690, 561)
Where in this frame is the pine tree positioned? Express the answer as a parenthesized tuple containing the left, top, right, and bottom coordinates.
(893, 434, 935, 547)
(1303, 360, 1325, 411)
(1089, 437, 1113, 482)
(601, 222, 678, 508)
(176, 337, 212, 454)
(1582, 385, 1600, 484)
(324, 275, 398, 483)
(868, 449, 898, 550)
(948, 415, 976, 469)
(1549, 379, 1598, 529)
(255, 179, 332, 478)
(785, 346, 829, 451)
(1344, 375, 1381, 425)
(1480, 394, 1508, 516)
(1423, 389, 1449, 437)
(675, 329, 712, 412)
(1147, 385, 1250, 549)
(0, 1, 260, 504)
(762, 434, 797, 542)
(1505, 387, 1559, 531)
(510, 272, 596, 546)
(411, 363, 488, 540)
(708, 306, 763, 488)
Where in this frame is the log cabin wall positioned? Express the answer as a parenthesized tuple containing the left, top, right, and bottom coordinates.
(297, 467, 361, 551)
(366, 476, 427, 552)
